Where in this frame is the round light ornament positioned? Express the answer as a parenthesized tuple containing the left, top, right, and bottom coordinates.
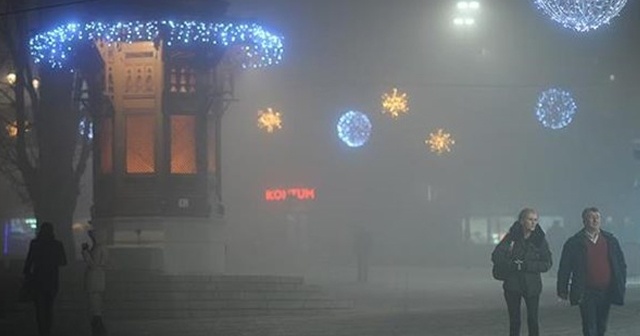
(533, 0, 628, 32)
(337, 110, 372, 148)
(535, 88, 577, 130)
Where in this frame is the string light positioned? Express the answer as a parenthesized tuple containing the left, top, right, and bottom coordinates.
(533, 0, 628, 32)
(29, 20, 284, 69)
(536, 88, 577, 130)
(337, 110, 372, 148)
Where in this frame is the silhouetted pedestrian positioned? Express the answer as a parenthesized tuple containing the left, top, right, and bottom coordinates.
(546, 220, 567, 271)
(354, 226, 372, 283)
(23, 222, 67, 336)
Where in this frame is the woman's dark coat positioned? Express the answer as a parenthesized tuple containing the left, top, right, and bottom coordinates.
(491, 222, 553, 296)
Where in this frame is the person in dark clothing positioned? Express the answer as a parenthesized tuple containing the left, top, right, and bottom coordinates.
(492, 208, 552, 336)
(23, 222, 68, 336)
(557, 207, 627, 336)
(546, 220, 567, 271)
(354, 226, 372, 283)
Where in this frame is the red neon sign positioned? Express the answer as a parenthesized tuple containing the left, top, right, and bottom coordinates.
(265, 188, 316, 201)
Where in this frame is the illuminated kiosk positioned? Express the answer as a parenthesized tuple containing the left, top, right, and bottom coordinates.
(29, 0, 283, 274)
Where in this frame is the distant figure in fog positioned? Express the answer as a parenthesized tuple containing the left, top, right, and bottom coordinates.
(557, 207, 627, 336)
(491, 208, 552, 336)
(23, 222, 68, 336)
(82, 228, 109, 335)
(546, 220, 567, 271)
(354, 226, 372, 283)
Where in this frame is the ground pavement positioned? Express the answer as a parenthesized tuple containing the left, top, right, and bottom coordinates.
(2, 266, 640, 336)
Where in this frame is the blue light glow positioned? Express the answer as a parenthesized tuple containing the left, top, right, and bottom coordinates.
(2, 222, 8, 255)
(29, 20, 284, 69)
(533, 0, 628, 32)
(79, 117, 93, 139)
(536, 88, 577, 130)
(337, 110, 372, 148)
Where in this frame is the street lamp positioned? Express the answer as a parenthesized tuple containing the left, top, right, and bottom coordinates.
(453, 1, 480, 27)
(4, 72, 40, 89)
(5, 72, 16, 86)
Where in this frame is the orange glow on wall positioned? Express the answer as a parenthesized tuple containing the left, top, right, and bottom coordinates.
(170, 115, 196, 174)
(126, 114, 156, 174)
(265, 188, 316, 201)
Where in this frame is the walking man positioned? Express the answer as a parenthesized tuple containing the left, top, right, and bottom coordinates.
(557, 207, 627, 336)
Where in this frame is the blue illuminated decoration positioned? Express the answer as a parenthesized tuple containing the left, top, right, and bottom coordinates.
(2, 222, 8, 255)
(29, 20, 284, 69)
(535, 88, 577, 130)
(79, 117, 93, 139)
(533, 0, 627, 32)
(337, 110, 372, 148)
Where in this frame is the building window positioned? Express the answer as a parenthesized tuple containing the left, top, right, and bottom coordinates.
(170, 115, 196, 174)
(126, 114, 155, 174)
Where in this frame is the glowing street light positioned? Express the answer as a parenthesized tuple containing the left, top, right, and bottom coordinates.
(4, 72, 40, 89)
(453, 1, 480, 27)
(5, 72, 16, 86)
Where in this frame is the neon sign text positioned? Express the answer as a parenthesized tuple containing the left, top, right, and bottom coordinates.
(265, 188, 315, 201)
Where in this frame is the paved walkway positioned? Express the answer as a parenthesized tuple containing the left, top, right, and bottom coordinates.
(3, 266, 640, 336)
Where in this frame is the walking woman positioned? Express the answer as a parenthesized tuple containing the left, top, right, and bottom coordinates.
(82, 228, 109, 335)
(23, 222, 68, 336)
(491, 208, 552, 336)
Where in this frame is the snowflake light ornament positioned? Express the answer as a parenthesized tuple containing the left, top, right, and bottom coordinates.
(257, 108, 282, 133)
(381, 88, 409, 119)
(426, 129, 455, 155)
(533, 0, 628, 32)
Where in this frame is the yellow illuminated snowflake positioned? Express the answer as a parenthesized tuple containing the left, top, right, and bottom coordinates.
(381, 88, 409, 119)
(426, 128, 455, 155)
(257, 108, 282, 133)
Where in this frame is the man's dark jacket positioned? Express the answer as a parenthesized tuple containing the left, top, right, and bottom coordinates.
(492, 222, 552, 296)
(556, 229, 627, 306)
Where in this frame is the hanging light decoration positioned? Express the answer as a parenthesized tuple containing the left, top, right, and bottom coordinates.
(533, 0, 628, 32)
(535, 88, 577, 130)
(381, 88, 409, 119)
(337, 110, 372, 148)
(257, 108, 282, 133)
(29, 20, 284, 69)
(426, 128, 455, 155)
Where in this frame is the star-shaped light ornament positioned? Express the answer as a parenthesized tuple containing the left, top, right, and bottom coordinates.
(257, 108, 282, 133)
(381, 88, 409, 119)
(426, 128, 455, 155)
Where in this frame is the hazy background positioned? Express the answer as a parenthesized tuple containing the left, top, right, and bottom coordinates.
(215, 0, 640, 276)
(1, 0, 639, 279)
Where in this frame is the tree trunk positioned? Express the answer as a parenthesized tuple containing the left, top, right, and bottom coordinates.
(30, 68, 81, 257)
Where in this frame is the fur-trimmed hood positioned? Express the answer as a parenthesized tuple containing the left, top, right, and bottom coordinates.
(508, 221, 546, 247)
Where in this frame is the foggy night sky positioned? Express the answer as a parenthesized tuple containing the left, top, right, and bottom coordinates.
(220, 0, 640, 231)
